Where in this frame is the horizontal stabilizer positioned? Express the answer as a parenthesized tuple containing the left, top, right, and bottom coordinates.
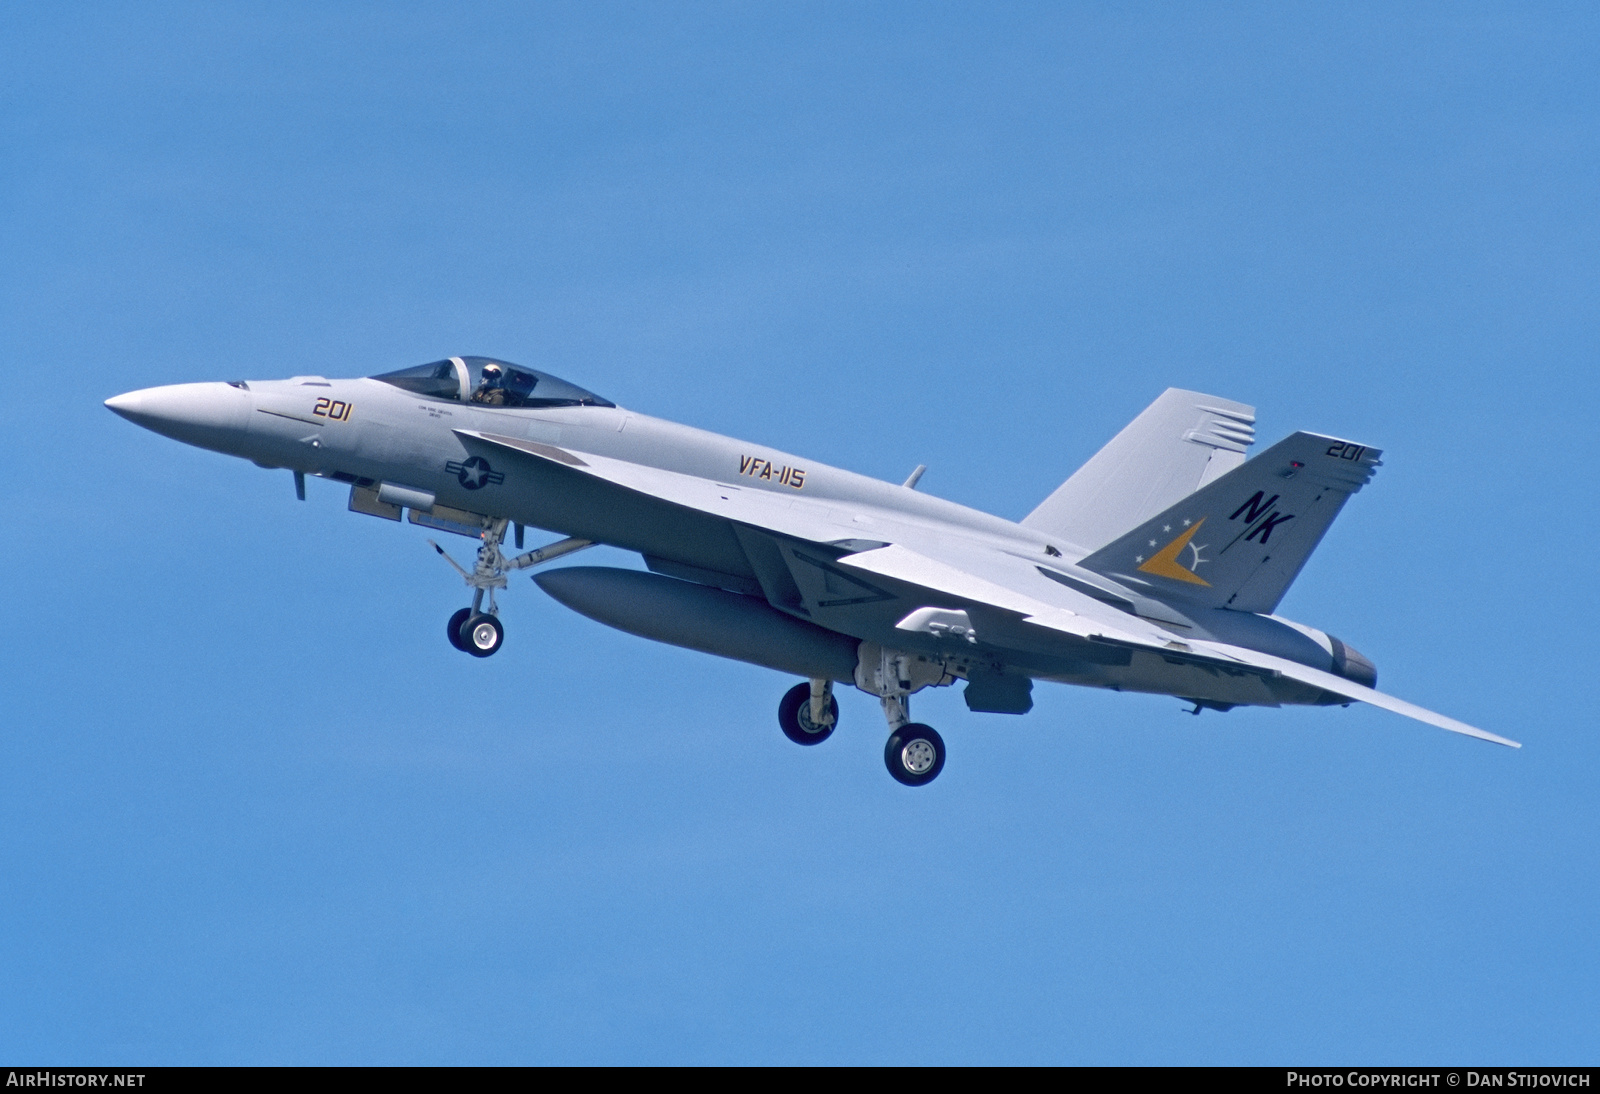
(1186, 639, 1521, 748)
(1078, 431, 1381, 614)
(839, 544, 1516, 748)
(1023, 389, 1256, 552)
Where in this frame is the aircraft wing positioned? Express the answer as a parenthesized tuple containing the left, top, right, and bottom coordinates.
(461, 428, 1178, 649)
(834, 543, 1519, 748)
(464, 430, 1518, 749)
(831, 542, 1178, 649)
(1181, 640, 1521, 748)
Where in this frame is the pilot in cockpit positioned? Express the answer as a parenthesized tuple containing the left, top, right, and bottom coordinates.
(470, 363, 508, 405)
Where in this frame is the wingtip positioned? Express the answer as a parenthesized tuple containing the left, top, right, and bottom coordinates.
(1451, 723, 1521, 749)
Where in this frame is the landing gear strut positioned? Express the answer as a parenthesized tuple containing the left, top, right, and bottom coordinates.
(856, 644, 953, 786)
(431, 519, 592, 657)
(875, 685, 946, 786)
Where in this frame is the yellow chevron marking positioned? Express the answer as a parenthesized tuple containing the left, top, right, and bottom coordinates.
(1137, 518, 1211, 586)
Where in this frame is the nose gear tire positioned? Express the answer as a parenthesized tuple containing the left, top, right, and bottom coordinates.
(884, 724, 945, 786)
(778, 682, 838, 746)
(462, 612, 503, 657)
(447, 608, 472, 652)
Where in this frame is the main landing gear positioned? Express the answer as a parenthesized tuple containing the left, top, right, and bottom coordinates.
(776, 645, 952, 787)
(431, 518, 592, 658)
(875, 690, 946, 787)
(778, 680, 838, 745)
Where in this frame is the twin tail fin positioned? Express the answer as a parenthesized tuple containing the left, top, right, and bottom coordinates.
(1022, 388, 1256, 553)
(1077, 431, 1382, 614)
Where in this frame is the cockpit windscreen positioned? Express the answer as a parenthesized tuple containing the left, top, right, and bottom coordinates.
(372, 356, 615, 409)
(370, 359, 461, 401)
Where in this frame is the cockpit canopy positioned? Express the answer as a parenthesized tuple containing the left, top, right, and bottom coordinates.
(371, 356, 615, 409)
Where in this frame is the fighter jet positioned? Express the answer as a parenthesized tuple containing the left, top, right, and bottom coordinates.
(105, 355, 1518, 785)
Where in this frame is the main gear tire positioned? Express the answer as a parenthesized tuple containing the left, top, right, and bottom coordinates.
(884, 723, 945, 786)
(778, 682, 838, 746)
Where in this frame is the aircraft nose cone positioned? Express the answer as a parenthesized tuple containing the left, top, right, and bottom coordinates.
(105, 382, 252, 453)
(104, 390, 145, 420)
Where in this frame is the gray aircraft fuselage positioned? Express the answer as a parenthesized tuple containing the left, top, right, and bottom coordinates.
(105, 362, 1366, 718)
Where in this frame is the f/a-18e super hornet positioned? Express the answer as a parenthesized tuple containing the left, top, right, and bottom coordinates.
(106, 356, 1518, 785)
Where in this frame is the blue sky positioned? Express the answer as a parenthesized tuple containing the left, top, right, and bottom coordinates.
(2, 2, 1596, 1064)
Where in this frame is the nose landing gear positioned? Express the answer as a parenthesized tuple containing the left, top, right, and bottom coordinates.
(447, 609, 503, 656)
(446, 607, 472, 652)
(431, 519, 592, 657)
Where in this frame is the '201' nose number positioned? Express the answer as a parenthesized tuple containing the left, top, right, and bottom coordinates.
(313, 398, 353, 422)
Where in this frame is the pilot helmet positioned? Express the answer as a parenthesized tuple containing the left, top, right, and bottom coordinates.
(481, 363, 505, 382)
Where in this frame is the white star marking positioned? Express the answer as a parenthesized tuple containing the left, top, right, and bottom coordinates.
(1163, 525, 1171, 532)
(1183, 518, 1192, 527)
(1135, 555, 1145, 563)
(1148, 539, 1157, 547)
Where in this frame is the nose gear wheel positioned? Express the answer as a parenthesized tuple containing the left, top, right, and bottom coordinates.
(431, 519, 593, 655)
(462, 612, 503, 657)
(447, 607, 472, 652)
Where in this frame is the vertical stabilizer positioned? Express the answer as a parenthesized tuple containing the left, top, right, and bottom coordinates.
(1077, 432, 1382, 614)
(1022, 389, 1255, 552)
